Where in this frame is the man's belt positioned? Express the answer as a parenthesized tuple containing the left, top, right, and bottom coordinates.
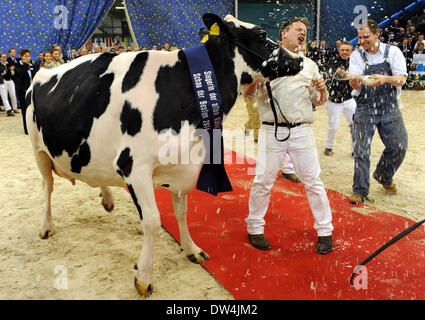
(262, 121, 303, 128)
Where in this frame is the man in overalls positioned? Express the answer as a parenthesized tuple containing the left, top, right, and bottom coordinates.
(348, 19, 408, 204)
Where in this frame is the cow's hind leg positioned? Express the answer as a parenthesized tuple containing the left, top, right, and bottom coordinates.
(99, 186, 114, 212)
(126, 175, 161, 297)
(35, 151, 55, 239)
(171, 193, 209, 264)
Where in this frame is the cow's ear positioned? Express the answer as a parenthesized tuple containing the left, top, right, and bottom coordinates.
(203, 13, 229, 35)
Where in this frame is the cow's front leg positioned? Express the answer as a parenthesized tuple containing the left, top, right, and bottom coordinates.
(126, 175, 161, 297)
(171, 193, 209, 264)
(99, 186, 114, 212)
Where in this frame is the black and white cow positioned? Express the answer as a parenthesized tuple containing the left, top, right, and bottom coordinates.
(26, 13, 303, 297)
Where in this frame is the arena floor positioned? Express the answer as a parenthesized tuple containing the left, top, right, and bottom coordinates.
(0, 90, 424, 299)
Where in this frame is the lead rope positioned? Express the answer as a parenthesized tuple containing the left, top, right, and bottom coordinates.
(265, 81, 291, 142)
(350, 218, 425, 285)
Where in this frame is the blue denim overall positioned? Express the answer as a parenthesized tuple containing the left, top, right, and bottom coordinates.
(352, 44, 408, 199)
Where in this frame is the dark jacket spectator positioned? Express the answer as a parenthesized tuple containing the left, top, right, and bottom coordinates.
(307, 41, 320, 63)
(14, 49, 35, 134)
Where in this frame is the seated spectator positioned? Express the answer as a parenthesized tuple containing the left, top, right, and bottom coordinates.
(127, 46, 133, 52)
(407, 25, 417, 38)
(399, 37, 413, 57)
(51, 44, 67, 63)
(417, 18, 425, 35)
(117, 46, 125, 54)
(394, 27, 406, 44)
(52, 49, 63, 67)
(78, 47, 87, 57)
(387, 30, 397, 44)
(415, 42, 425, 54)
(162, 42, 170, 51)
(398, 14, 407, 28)
(389, 19, 401, 34)
(41, 50, 56, 69)
(151, 45, 158, 50)
(93, 44, 102, 53)
(378, 27, 388, 43)
(413, 34, 425, 50)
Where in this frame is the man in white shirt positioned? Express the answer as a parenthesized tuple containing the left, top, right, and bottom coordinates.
(348, 19, 408, 204)
(243, 18, 334, 254)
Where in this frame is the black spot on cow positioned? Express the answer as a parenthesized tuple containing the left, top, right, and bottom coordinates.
(116, 147, 133, 178)
(70, 141, 91, 173)
(120, 100, 142, 136)
(152, 49, 238, 134)
(32, 54, 115, 169)
(240, 72, 253, 85)
(122, 52, 148, 93)
(127, 184, 143, 220)
(161, 184, 170, 188)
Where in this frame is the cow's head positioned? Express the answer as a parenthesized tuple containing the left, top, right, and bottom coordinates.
(202, 13, 303, 82)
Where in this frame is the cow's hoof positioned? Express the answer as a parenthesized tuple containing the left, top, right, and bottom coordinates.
(134, 277, 153, 297)
(101, 199, 114, 212)
(39, 229, 54, 239)
(187, 251, 210, 264)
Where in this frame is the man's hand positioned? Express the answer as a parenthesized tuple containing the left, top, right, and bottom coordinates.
(312, 78, 326, 92)
(312, 77, 328, 105)
(349, 75, 363, 90)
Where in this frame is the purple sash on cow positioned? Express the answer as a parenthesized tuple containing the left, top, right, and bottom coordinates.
(184, 44, 232, 196)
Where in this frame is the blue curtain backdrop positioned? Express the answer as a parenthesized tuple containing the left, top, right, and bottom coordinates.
(319, 0, 416, 47)
(237, 2, 314, 43)
(125, 0, 235, 49)
(0, 0, 114, 56)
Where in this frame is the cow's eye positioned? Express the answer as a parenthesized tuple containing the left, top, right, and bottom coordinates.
(258, 32, 266, 40)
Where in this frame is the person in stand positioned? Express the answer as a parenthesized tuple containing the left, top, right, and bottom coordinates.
(399, 37, 414, 73)
(14, 49, 36, 134)
(6, 48, 20, 109)
(0, 53, 16, 116)
(51, 44, 67, 63)
(243, 18, 333, 254)
(307, 40, 320, 64)
(414, 42, 425, 54)
(323, 41, 356, 156)
(51, 49, 64, 67)
(41, 50, 56, 69)
(348, 19, 408, 204)
(0, 52, 19, 115)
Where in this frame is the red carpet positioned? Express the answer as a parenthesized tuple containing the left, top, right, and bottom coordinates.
(156, 150, 425, 300)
